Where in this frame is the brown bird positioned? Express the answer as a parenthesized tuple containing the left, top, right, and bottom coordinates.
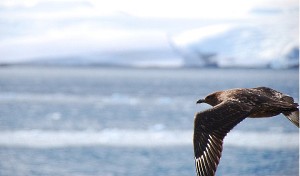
(194, 87, 299, 176)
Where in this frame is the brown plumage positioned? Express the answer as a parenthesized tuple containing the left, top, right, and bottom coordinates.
(194, 86, 299, 176)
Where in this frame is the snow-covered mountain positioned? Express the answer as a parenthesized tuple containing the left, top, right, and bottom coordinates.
(171, 20, 299, 68)
(0, 0, 298, 69)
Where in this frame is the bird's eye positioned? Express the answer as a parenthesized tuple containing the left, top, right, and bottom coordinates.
(206, 95, 212, 99)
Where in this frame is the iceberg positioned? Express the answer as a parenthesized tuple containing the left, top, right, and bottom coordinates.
(270, 46, 299, 69)
(172, 22, 299, 68)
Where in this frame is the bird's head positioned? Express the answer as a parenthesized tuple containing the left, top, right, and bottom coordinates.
(196, 92, 223, 106)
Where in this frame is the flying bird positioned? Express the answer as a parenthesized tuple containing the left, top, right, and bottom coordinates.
(193, 87, 299, 176)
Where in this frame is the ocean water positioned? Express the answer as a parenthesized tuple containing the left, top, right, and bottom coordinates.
(0, 66, 298, 176)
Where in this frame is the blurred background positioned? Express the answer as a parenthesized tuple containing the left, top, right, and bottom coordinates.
(0, 0, 299, 176)
(0, 0, 299, 68)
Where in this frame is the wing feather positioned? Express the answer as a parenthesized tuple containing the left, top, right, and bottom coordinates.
(193, 101, 253, 176)
(283, 110, 299, 127)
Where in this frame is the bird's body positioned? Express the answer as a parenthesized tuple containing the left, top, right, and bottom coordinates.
(193, 87, 299, 176)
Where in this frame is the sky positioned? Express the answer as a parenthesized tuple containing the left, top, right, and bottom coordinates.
(0, 0, 296, 19)
(0, 0, 298, 66)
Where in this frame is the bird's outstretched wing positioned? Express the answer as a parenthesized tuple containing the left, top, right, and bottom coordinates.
(193, 100, 253, 176)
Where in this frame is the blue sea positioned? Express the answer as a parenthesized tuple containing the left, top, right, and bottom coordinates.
(0, 66, 298, 176)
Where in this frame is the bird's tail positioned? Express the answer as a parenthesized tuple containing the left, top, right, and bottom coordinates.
(283, 110, 299, 128)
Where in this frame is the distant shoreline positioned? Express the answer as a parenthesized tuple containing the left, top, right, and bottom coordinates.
(0, 63, 299, 70)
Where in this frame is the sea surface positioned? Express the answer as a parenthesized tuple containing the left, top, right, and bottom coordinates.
(0, 66, 298, 176)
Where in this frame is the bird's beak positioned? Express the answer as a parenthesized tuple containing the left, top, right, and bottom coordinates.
(196, 99, 205, 104)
